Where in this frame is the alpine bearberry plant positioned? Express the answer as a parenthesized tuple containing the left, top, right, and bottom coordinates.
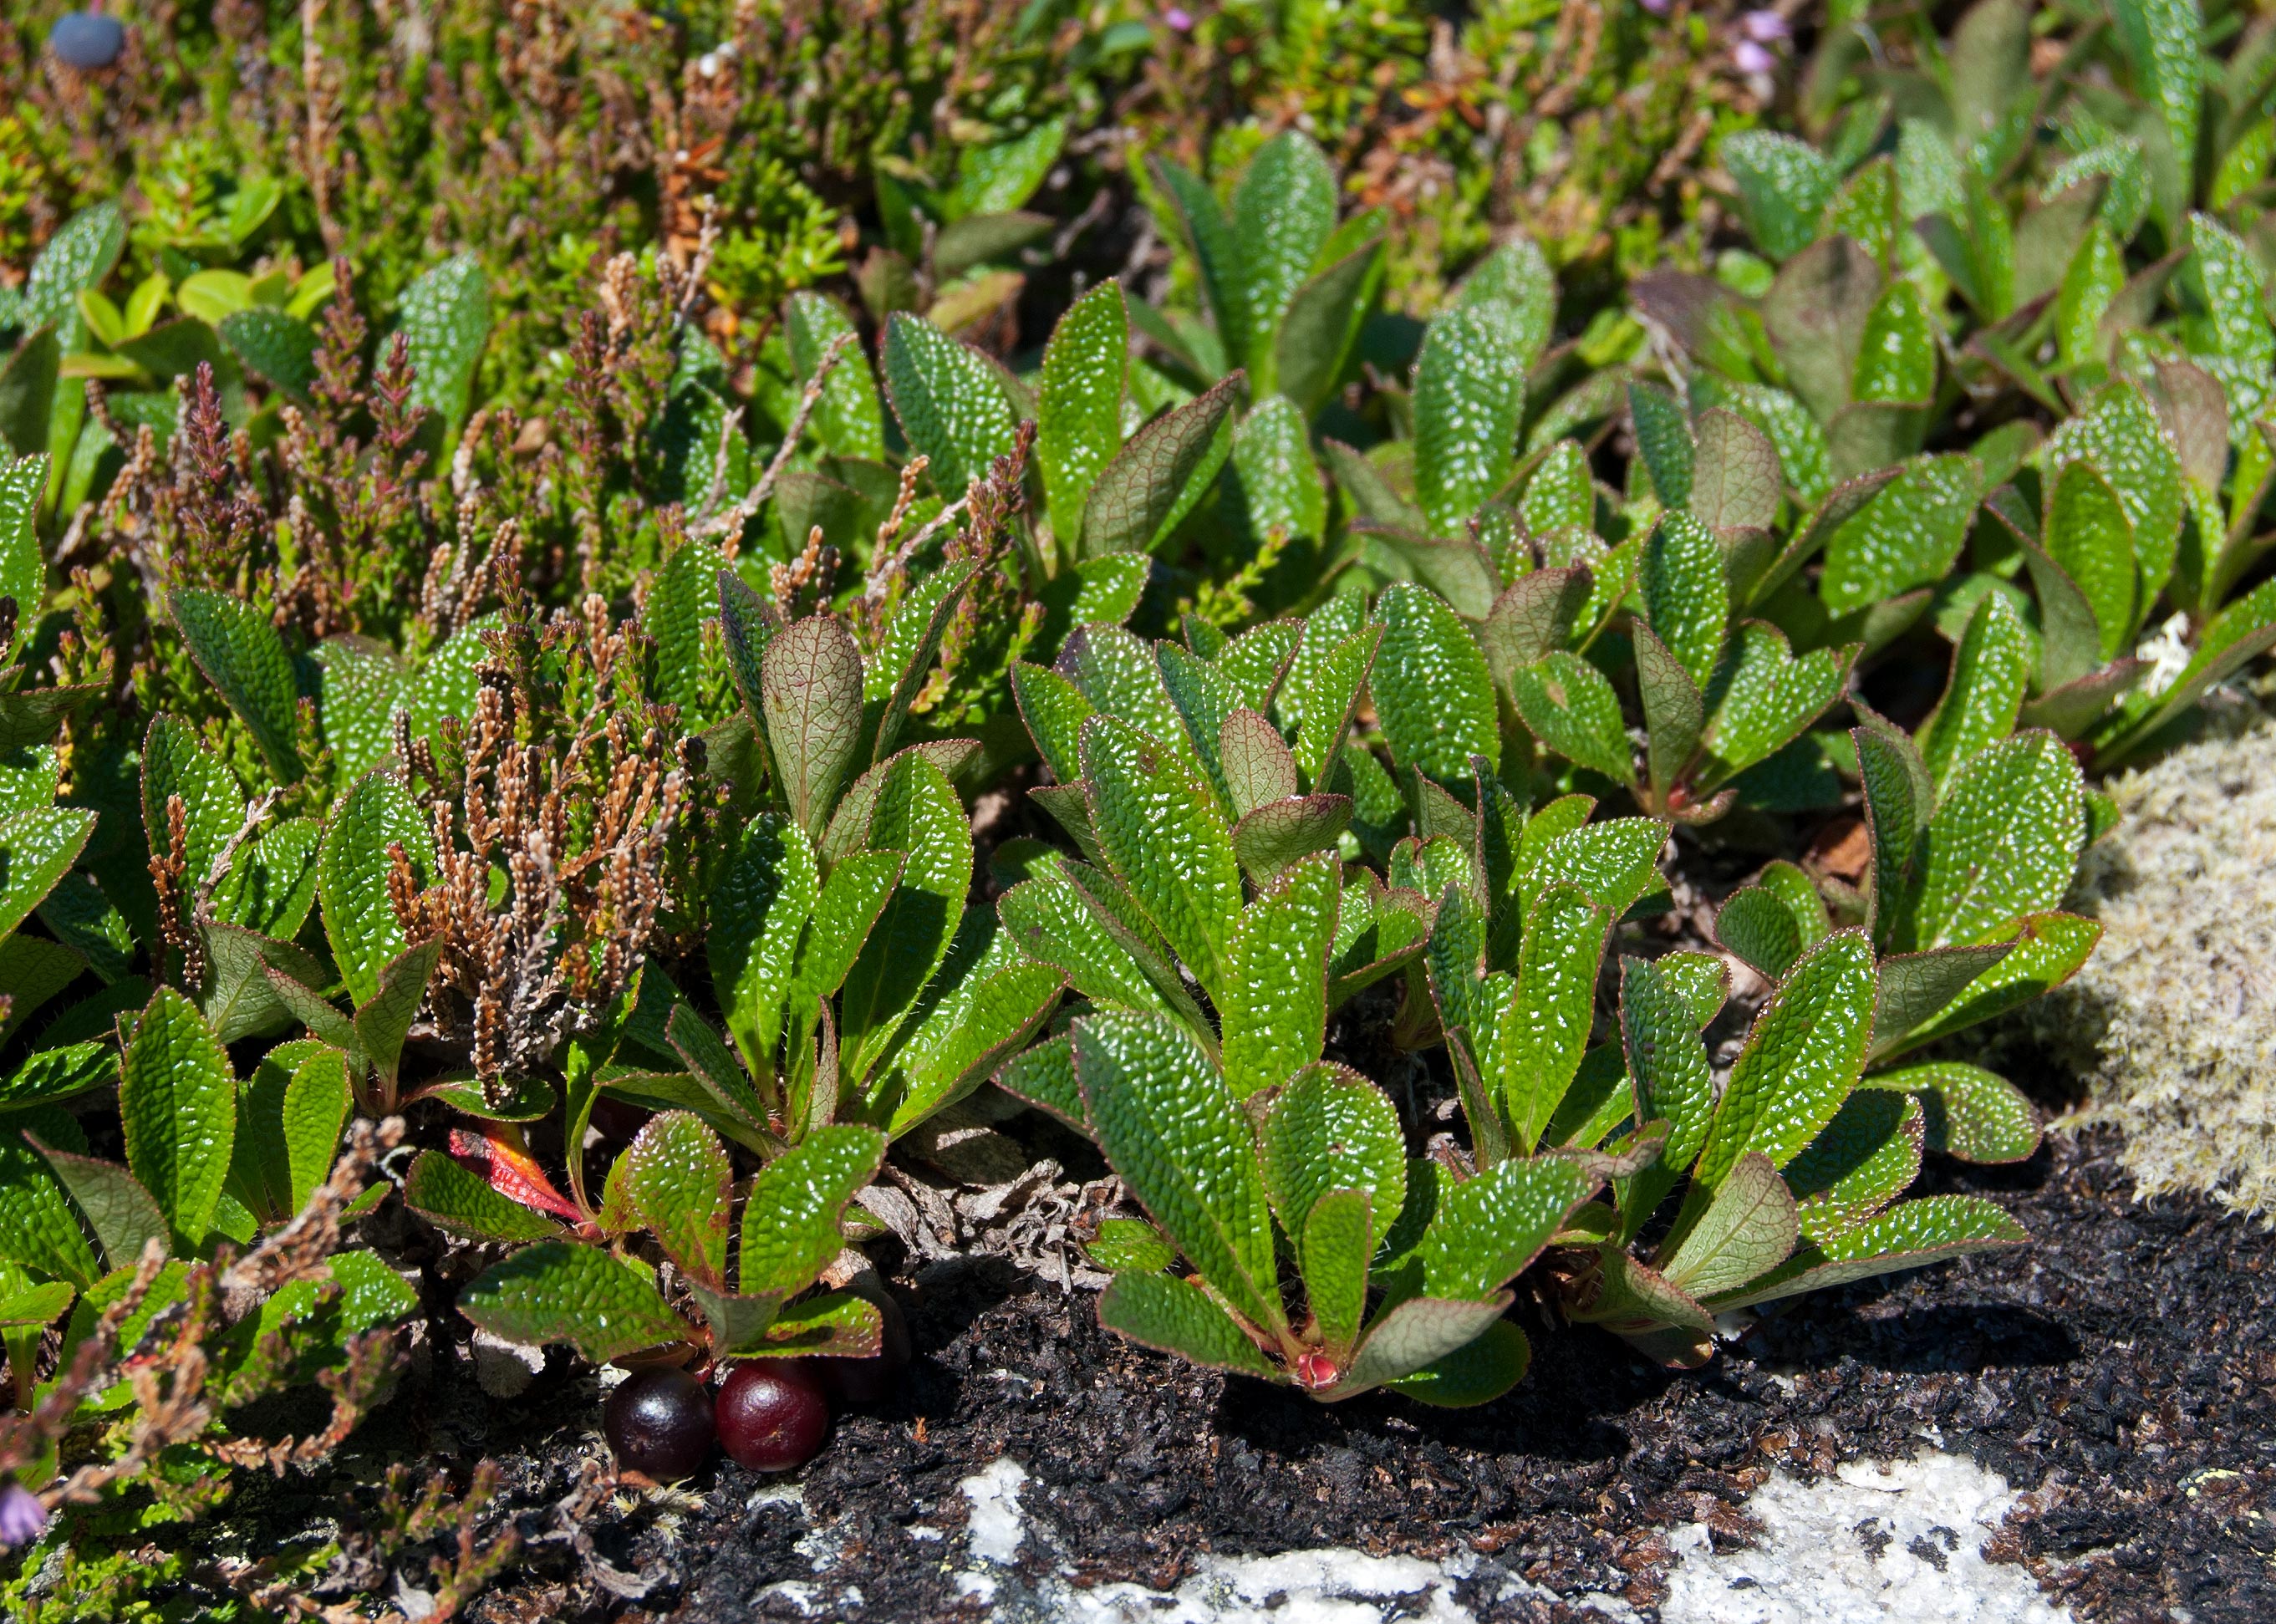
(5, 0, 2276, 1613)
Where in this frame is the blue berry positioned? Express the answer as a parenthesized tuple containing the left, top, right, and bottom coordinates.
(50, 13, 125, 70)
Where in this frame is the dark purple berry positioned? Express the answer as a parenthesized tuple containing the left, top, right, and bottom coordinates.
(715, 1361, 829, 1472)
(50, 13, 125, 70)
(603, 1365, 713, 1481)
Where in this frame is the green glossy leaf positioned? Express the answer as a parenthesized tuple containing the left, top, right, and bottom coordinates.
(1693, 929, 1876, 1192)
(1856, 717, 1933, 953)
(1152, 157, 1247, 367)
(1520, 440, 1595, 534)
(624, 1111, 733, 1288)
(1708, 1194, 2026, 1310)
(1011, 660, 1096, 785)
(1415, 1153, 1596, 1301)
(218, 308, 318, 400)
(787, 292, 885, 461)
(1097, 1269, 1277, 1378)
(395, 253, 491, 430)
(1219, 710, 1298, 819)
(118, 986, 236, 1247)
(1087, 1216, 1175, 1273)
(1690, 408, 1785, 533)
(313, 636, 407, 777)
(1722, 131, 1836, 262)
(737, 1123, 887, 1297)
(1260, 1061, 1406, 1250)
(318, 772, 431, 1007)
(995, 1031, 1086, 1131)
(708, 814, 815, 1077)
(1230, 131, 1337, 382)
(1372, 583, 1499, 786)
(0, 1134, 99, 1288)
(1820, 455, 1983, 615)
(1865, 1059, 2041, 1163)
(1291, 627, 1377, 790)
(1660, 1150, 1798, 1297)
(0, 350, 56, 464)
(1886, 911, 2101, 1055)
(1219, 854, 1337, 1098)
(1075, 1010, 1284, 1336)
(2044, 458, 2141, 663)
(1523, 817, 1669, 920)
(1037, 280, 1130, 543)
(206, 812, 318, 940)
(29, 1139, 167, 1272)
(0, 805, 93, 939)
(22, 203, 125, 347)
(1299, 1188, 1373, 1359)
(167, 588, 304, 783)
(1851, 279, 1937, 405)
(882, 313, 1019, 499)
(999, 868, 1184, 1023)
(1082, 711, 1242, 996)
(1231, 395, 1326, 546)
(2109, 0, 2202, 192)
(1786, 1089, 1922, 1241)
(1275, 236, 1383, 417)
(880, 944, 1060, 1136)
(1412, 305, 1525, 535)
(0, 1042, 114, 1114)
(1716, 886, 1803, 982)
(1510, 652, 1634, 787)
(1633, 624, 1703, 799)
(1919, 590, 2031, 792)
(1616, 955, 1715, 1238)
(839, 752, 970, 1077)
(407, 610, 503, 747)
(1912, 732, 2084, 950)
(648, 539, 731, 720)
(1629, 380, 1693, 510)
(663, 1003, 771, 1143)
(1382, 1316, 1531, 1407)
(277, 1046, 350, 1214)
(1499, 883, 1611, 1151)
(460, 1242, 688, 1361)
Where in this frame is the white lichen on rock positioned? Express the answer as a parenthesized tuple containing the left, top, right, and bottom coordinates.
(2026, 690, 2276, 1220)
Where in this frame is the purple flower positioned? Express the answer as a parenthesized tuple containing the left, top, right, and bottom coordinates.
(1734, 39, 1779, 74)
(1164, 6, 1194, 29)
(1639, 0, 1672, 14)
(1739, 10, 1790, 43)
(0, 1481, 47, 1547)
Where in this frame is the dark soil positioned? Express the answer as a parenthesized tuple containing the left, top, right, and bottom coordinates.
(368, 1123, 2273, 1624)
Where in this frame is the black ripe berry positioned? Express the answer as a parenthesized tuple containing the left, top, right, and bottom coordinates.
(603, 1366, 714, 1482)
(715, 1361, 829, 1472)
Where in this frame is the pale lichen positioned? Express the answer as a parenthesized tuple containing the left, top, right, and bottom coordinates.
(2028, 690, 2276, 1222)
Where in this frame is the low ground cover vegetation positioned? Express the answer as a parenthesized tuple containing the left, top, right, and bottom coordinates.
(3, 0, 2273, 1617)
